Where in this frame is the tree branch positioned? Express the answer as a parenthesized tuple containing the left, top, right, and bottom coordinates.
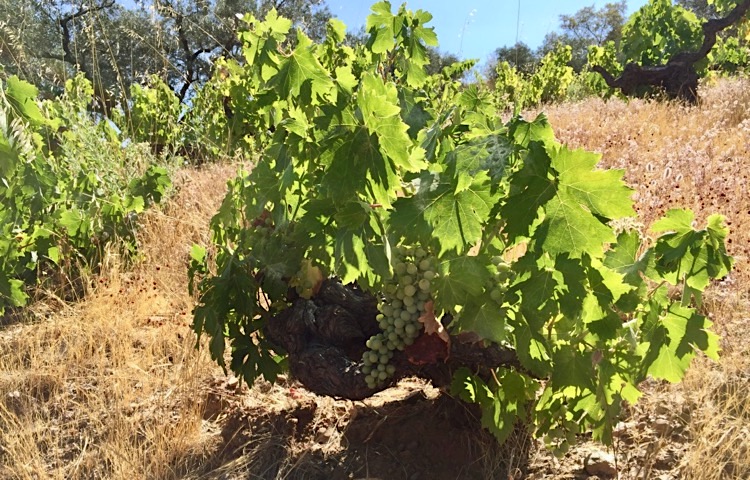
(57, 0, 116, 67)
(591, 0, 750, 103)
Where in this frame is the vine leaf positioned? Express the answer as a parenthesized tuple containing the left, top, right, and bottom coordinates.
(407, 300, 450, 365)
(359, 73, 425, 172)
(501, 142, 555, 243)
(270, 31, 334, 101)
(458, 300, 508, 344)
(424, 177, 494, 255)
(537, 193, 616, 258)
(433, 255, 492, 309)
(650, 209, 733, 291)
(604, 230, 650, 286)
(537, 144, 633, 258)
(640, 303, 719, 383)
(549, 145, 634, 220)
(0, 277, 28, 309)
(451, 367, 535, 443)
(366, 1, 396, 54)
(5, 76, 45, 125)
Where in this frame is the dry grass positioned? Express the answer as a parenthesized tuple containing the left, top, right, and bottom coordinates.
(1, 80, 750, 479)
(0, 163, 240, 479)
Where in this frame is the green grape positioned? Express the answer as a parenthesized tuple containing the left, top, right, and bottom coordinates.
(395, 262, 407, 275)
(490, 287, 504, 302)
(366, 246, 437, 386)
(496, 262, 511, 273)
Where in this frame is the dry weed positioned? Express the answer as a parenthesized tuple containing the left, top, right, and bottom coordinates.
(0, 163, 238, 480)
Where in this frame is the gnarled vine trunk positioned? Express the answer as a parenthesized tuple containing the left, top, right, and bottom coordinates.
(593, 0, 750, 103)
(264, 279, 523, 400)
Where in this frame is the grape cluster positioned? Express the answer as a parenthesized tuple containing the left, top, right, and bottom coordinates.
(292, 258, 320, 299)
(361, 246, 436, 388)
(487, 255, 513, 304)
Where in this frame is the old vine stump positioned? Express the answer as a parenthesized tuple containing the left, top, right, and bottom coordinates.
(264, 279, 522, 400)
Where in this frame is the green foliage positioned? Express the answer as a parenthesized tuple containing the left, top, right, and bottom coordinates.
(584, 41, 624, 98)
(0, 0, 333, 103)
(116, 76, 184, 148)
(490, 42, 540, 77)
(0, 74, 171, 315)
(494, 44, 575, 112)
(709, 34, 750, 73)
(708, 0, 743, 13)
(621, 0, 704, 66)
(190, 2, 733, 452)
(539, 1, 628, 71)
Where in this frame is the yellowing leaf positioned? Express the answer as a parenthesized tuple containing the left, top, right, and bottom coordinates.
(418, 300, 450, 345)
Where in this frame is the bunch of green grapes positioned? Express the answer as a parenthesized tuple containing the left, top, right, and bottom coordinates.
(361, 246, 436, 388)
(292, 258, 321, 299)
(488, 256, 513, 304)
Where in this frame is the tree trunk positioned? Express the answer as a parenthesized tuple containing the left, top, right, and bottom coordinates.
(264, 279, 523, 401)
(592, 0, 750, 103)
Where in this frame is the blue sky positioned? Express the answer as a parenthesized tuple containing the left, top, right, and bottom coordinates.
(326, 1, 649, 63)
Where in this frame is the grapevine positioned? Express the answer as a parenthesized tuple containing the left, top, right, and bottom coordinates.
(0, 74, 172, 315)
(188, 2, 734, 450)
